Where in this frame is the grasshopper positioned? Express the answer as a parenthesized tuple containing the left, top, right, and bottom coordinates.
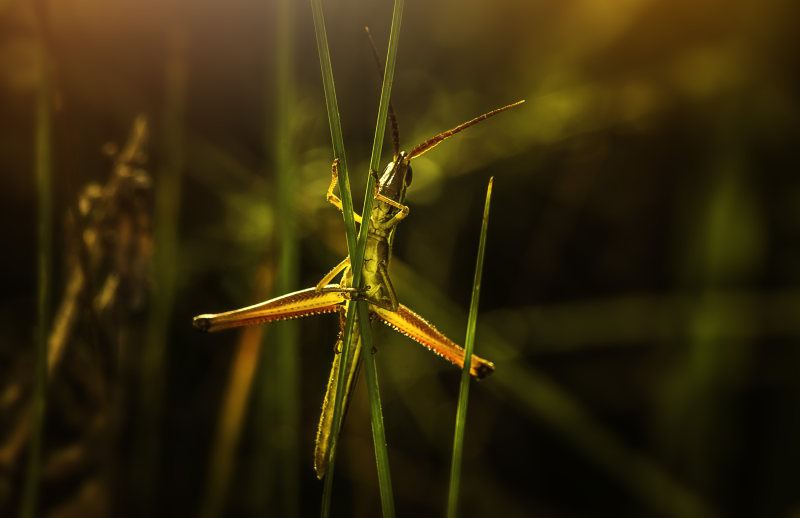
(193, 39, 523, 477)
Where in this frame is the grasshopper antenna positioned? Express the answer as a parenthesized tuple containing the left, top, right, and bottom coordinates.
(407, 100, 525, 159)
(365, 26, 401, 157)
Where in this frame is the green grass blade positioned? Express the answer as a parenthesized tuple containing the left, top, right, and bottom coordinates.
(358, 300, 396, 517)
(202, 2, 300, 515)
(19, 37, 53, 518)
(309, 0, 356, 250)
(256, 0, 300, 513)
(447, 177, 494, 518)
(310, 2, 359, 516)
(312, 1, 403, 515)
(366, 0, 404, 174)
(356, 2, 404, 517)
(138, 32, 187, 513)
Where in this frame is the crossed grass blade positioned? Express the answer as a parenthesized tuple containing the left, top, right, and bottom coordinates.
(311, 1, 404, 516)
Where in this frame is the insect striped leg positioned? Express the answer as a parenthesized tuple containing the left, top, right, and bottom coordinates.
(193, 286, 347, 333)
(371, 304, 495, 379)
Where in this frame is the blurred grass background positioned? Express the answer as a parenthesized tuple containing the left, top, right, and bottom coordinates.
(1, 0, 800, 516)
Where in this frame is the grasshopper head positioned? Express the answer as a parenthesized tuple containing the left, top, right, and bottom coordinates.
(377, 151, 412, 203)
(375, 101, 524, 206)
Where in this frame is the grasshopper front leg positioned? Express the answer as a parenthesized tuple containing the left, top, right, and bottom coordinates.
(328, 162, 411, 227)
(326, 159, 363, 224)
(373, 192, 409, 226)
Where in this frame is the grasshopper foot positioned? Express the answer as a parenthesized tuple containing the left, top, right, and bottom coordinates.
(193, 315, 212, 332)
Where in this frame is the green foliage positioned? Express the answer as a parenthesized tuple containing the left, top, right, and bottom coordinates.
(19, 37, 53, 518)
(312, 1, 404, 516)
(4, 1, 797, 516)
(447, 177, 493, 518)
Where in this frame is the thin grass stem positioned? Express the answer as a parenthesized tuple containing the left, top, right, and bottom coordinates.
(355, 2, 405, 516)
(19, 36, 53, 518)
(202, 322, 266, 518)
(201, 5, 298, 510)
(255, 0, 300, 513)
(312, 0, 403, 515)
(138, 30, 186, 513)
(309, 2, 361, 515)
(309, 0, 356, 249)
(447, 177, 494, 518)
(358, 300, 395, 517)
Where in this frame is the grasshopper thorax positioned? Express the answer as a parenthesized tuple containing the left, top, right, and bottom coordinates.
(377, 151, 412, 204)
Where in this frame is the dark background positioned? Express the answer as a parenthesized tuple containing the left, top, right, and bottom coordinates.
(1, 0, 799, 516)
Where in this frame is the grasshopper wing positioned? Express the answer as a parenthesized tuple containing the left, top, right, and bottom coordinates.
(314, 314, 363, 479)
(372, 304, 494, 379)
(193, 286, 347, 332)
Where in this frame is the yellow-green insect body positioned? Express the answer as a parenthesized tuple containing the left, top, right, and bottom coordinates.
(193, 101, 521, 479)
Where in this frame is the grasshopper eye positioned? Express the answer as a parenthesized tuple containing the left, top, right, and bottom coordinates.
(404, 166, 413, 187)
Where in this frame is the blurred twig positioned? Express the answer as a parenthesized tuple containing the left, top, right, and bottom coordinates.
(202, 264, 273, 518)
(3, 116, 151, 517)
